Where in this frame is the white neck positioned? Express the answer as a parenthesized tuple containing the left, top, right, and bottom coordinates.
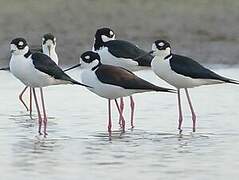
(42, 46, 59, 65)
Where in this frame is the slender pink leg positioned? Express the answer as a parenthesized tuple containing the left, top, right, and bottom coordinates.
(118, 97, 124, 126)
(115, 99, 121, 127)
(185, 88, 196, 132)
(32, 88, 42, 135)
(114, 99, 125, 132)
(19, 86, 29, 111)
(177, 89, 183, 133)
(108, 99, 112, 138)
(29, 87, 33, 119)
(40, 88, 48, 136)
(130, 96, 135, 128)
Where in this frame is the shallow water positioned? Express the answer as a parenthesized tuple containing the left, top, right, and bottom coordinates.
(1, 67, 239, 180)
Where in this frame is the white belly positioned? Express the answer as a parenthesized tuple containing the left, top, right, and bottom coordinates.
(10, 55, 63, 88)
(97, 47, 149, 72)
(151, 58, 219, 89)
(81, 70, 140, 99)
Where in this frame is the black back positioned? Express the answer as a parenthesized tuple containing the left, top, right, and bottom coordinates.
(32, 52, 73, 82)
(104, 40, 153, 66)
(95, 64, 173, 92)
(170, 54, 231, 81)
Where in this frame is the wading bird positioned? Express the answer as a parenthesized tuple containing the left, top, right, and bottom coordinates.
(9, 37, 89, 136)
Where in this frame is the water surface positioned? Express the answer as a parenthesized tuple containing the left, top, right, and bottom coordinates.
(1, 67, 239, 180)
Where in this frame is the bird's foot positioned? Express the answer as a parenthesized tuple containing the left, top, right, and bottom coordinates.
(178, 128, 183, 134)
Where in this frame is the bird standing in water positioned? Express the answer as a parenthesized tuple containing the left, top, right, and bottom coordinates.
(148, 39, 239, 132)
(19, 33, 59, 119)
(65, 51, 175, 136)
(9, 37, 89, 136)
(92, 27, 153, 129)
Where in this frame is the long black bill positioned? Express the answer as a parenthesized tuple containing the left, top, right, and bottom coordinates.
(133, 50, 154, 61)
(63, 64, 81, 72)
(0, 67, 10, 71)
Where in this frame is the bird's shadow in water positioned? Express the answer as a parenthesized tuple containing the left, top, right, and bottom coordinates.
(9, 111, 58, 130)
(9, 112, 36, 129)
(11, 135, 71, 173)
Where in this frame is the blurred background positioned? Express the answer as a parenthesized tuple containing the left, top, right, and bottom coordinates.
(0, 0, 239, 66)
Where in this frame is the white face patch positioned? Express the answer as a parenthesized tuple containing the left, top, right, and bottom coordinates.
(152, 43, 157, 52)
(10, 44, 17, 51)
(18, 41, 24, 46)
(42, 38, 45, 41)
(43, 40, 55, 48)
(81, 58, 99, 70)
(158, 42, 164, 47)
(85, 55, 90, 60)
(152, 45, 171, 59)
(10, 44, 29, 56)
(109, 31, 114, 36)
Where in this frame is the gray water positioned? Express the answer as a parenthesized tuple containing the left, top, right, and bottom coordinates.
(1, 67, 239, 180)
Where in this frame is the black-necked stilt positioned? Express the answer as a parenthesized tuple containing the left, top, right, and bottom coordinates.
(65, 51, 175, 135)
(92, 27, 154, 128)
(9, 37, 89, 136)
(147, 39, 239, 132)
(19, 33, 59, 119)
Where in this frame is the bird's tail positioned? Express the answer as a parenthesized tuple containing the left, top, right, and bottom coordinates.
(154, 86, 177, 93)
(59, 73, 92, 88)
(155, 87, 177, 93)
(225, 78, 239, 85)
(70, 79, 92, 88)
(0, 67, 10, 71)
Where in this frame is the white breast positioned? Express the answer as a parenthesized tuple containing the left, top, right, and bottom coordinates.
(97, 47, 149, 72)
(81, 69, 141, 99)
(151, 57, 219, 89)
(10, 55, 65, 88)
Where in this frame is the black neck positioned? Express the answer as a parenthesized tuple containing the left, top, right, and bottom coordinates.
(24, 50, 32, 58)
(94, 38, 104, 51)
(164, 53, 172, 60)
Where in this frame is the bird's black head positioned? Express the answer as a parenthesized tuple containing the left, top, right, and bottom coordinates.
(154, 40, 171, 50)
(94, 27, 116, 50)
(80, 51, 101, 70)
(152, 40, 171, 59)
(42, 33, 56, 45)
(42, 33, 57, 58)
(10, 38, 29, 56)
(11, 38, 28, 49)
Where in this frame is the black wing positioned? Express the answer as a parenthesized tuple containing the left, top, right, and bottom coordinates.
(170, 54, 238, 83)
(31, 52, 90, 87)
(104, 40, 153, 66)
(95, 65, 175, 93)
